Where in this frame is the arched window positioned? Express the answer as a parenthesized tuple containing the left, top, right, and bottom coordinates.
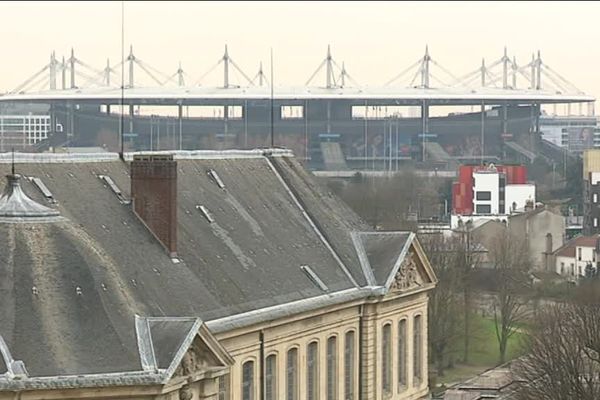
(398, 319, 407, 390)
(344, 331, 355, 400)
(413, 315, 422, 385)
(286, 348, 298, 400)
(307, 342, 320, 400)
(382, 324, 392, 394)
(265, 354, 277, 400)
(327, 336, 338, 400)
(242, 360, 254, 400)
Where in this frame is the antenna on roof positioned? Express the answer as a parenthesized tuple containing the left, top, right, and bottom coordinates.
(270, 47, 275, 148)
(11, 148, 15, 176)
(119, 0, 125, 161)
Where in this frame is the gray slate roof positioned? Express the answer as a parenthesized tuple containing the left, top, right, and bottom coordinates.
(0, 150, 415, 384)
(352, 231, 413, 286)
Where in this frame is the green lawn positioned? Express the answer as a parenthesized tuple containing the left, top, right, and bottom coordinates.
(467, 313, 527, 366)
(433, 313, 528, 389)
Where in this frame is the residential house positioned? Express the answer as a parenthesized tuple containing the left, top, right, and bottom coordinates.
(508, 206, 565, 270)
(554, 234, 600, 280)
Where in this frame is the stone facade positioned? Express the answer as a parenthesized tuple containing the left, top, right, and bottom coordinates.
(218, 247, 434, 400)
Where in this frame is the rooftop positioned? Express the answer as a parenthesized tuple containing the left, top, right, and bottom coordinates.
(0, 85, 594, 105)
(554, 234, 600, 258)
(0, 149, 434, 388)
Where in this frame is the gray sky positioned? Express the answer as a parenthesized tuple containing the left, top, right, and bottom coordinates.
(0, 1, 598, 109)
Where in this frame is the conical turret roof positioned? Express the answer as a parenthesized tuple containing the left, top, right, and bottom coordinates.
(0, 174, 60, 221)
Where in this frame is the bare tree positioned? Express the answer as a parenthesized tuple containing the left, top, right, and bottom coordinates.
(490, 230, 532, 364)
(419, 233, 464, 376)
(515, 302, 600, 400)
(325, 168, 445, 231)
(454, 221, 481, 364)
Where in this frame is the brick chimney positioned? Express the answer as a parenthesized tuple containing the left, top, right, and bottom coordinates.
(131, 154, 177, 257)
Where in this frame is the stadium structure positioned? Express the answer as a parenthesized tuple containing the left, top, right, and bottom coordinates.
(0, 45, 595, 171)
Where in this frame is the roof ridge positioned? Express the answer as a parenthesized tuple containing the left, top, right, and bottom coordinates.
(264, 155, 360, 288)
(553, 233, 599, 255)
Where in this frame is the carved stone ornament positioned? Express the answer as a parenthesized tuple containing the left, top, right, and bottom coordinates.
(174, 340, 212, 378)
(391, 252, 421, 291)
(179, 384, 193, 400)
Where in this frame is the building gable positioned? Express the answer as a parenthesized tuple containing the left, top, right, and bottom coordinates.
(387, 239, 437, 294)
(161, 322, 233, 383)
(171, 335, 227, 379)
(352, 231, 437, 293)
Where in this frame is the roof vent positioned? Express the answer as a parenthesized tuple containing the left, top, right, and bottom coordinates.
(0, 174, 61, 221)
(207, 169, 226, 189)
(196, 205, 215, 223)
(99, 175, 129, 204)
(300, 265, 329, 291)
(29, 177, 56, 204)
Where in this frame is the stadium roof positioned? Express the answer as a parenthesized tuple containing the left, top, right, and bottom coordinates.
(0, 85, 594, 105)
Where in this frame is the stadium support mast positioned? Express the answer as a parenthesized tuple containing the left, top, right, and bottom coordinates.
(70, 48, 75, 89)
(177, 62, 184, 87)
(61, 56, 66, 90)
(502, 46, 509, 89)
(421, 45, 430, 88)
(326, 45, 333, 88)
(259, 62, 264, 86)
(536, 50, 542, 90)
(105, 59, 111, 86)
(223, 45, 229, 88)
(530, 53, 536, 89)
(512, 56, 517, 89)
(49, 52, 56, 90)
(128, 45, 135, 88)
(481, 59, 486, 87)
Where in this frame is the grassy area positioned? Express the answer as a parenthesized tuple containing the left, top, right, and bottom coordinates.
(467, 313, 526, 366)
(433, 313, 528, 389)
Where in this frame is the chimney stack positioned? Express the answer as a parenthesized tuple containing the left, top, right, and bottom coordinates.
(131, 154, 178, 257)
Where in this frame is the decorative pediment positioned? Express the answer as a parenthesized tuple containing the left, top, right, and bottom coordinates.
(351, 231, 437, 293)
(386, 238, 437, 294)
(173, 335, 226, 378)
(135, 316, 233, 384)
(390, 251, 423, 291)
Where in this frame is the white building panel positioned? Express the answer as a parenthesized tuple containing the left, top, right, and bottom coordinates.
(505, 184, 535, 213)
(450, 214, 508, 229)
(473, 171, 499, 215)
(556, 255, 576, 277)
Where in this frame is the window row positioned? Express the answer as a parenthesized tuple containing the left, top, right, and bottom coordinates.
(228, 330, 356, 400)
(381, 315, 423, 395)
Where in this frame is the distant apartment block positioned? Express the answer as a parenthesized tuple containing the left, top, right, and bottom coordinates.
(583, 149, 600, 235)
(451, 163, 535, 228)
(0, 114, 52, 151)
(540, 115, 599, 153)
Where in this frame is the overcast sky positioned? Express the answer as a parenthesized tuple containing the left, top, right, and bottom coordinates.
(0, 1, 598, 109)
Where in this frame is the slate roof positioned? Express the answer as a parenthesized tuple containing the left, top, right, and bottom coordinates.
(147, 319, 197, 370)
(352, 232, 412, 286)
(0, 150, 429, 387)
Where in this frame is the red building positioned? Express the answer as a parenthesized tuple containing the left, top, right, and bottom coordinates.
(452, 164, 528, 215)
